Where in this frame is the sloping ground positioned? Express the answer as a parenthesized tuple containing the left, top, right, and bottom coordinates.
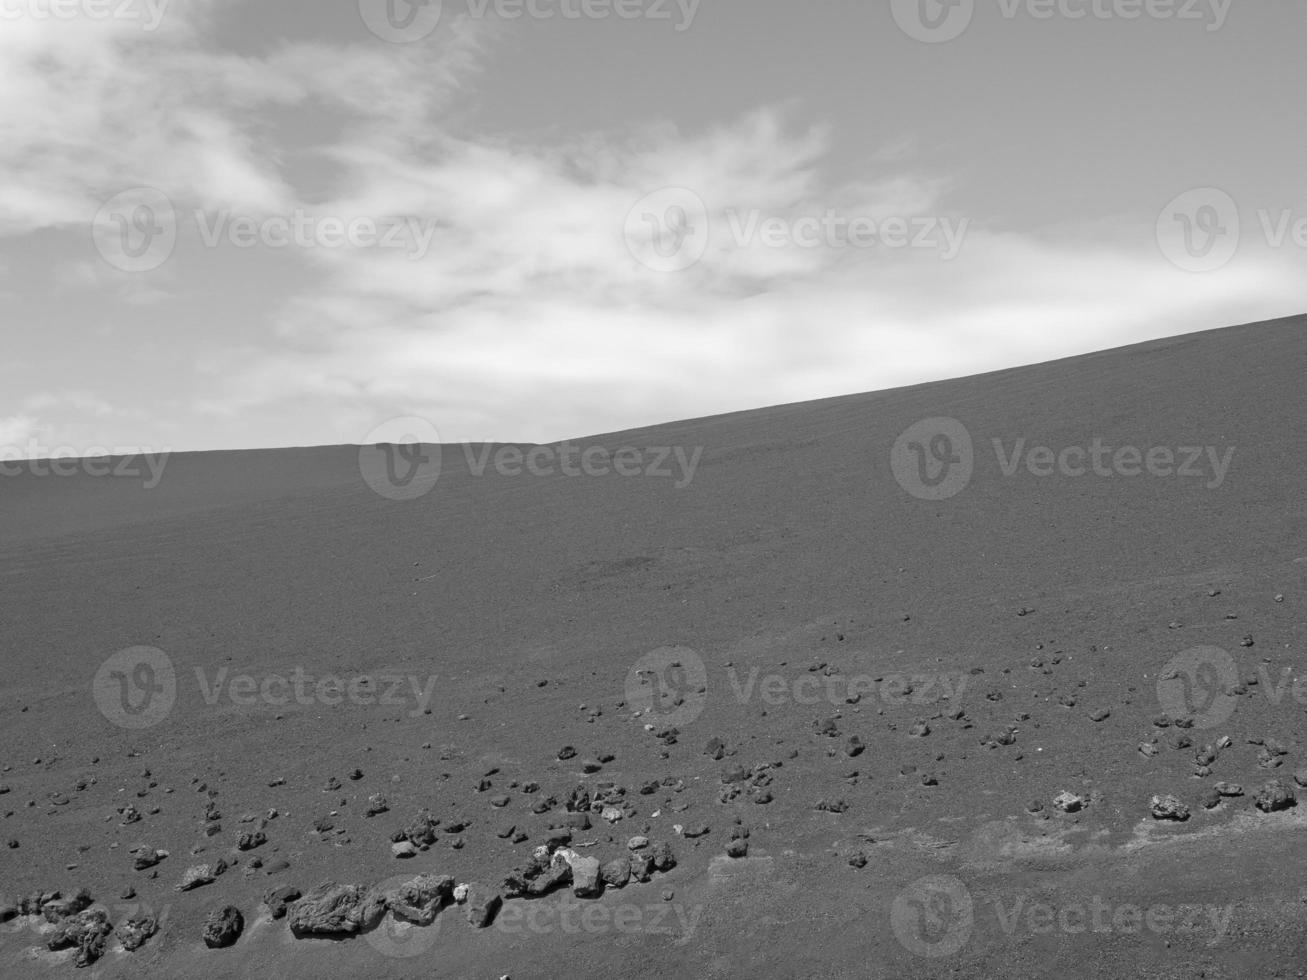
(1, 313, 1305, 978)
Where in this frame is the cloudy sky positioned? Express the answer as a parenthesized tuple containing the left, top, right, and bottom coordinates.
(2, 0, 1305, 456)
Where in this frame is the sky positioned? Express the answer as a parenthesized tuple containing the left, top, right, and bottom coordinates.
(2, 0, 1305, 457)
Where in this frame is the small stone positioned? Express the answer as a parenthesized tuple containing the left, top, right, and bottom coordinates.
(391, 841, 418, 859)
(1053, 791, 1086, 813)
(176, 862, 225, 891)
(264, 886, 302, 920)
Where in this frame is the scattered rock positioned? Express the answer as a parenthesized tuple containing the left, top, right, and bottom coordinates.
(176, 862, 226, 892)
(1053, 791, 1086, 814)
(131, 845, 167, 870)
(1149, 795, 1190, 821)
(1255, 779, 1296, 813)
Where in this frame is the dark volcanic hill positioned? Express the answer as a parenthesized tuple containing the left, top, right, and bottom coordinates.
(2, 314, 1306, 979)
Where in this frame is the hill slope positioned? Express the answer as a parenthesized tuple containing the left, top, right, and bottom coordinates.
(2, 314, 1306, 978)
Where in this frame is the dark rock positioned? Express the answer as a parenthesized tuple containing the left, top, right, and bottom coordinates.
(651, 841, 676, 872)
(47, 908, 112, 967)
(385, 874, 454, 925)
(814, 798, 849, 814)
(552, 811, 591, 830)
(396, 809, 440, 847)
(601, 858, 631, 888)
(115, 915, 158, 952)
(264, 885, 302, 920)
(42, 888, 93, 922)
(202, 905, 243, 949)
(464, 883, 501, 928)
(131, 845, 167, 870)
(1255, 779, 1296, 813)
(287, 882, 388, 937)
(629, 852, 656, 882)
